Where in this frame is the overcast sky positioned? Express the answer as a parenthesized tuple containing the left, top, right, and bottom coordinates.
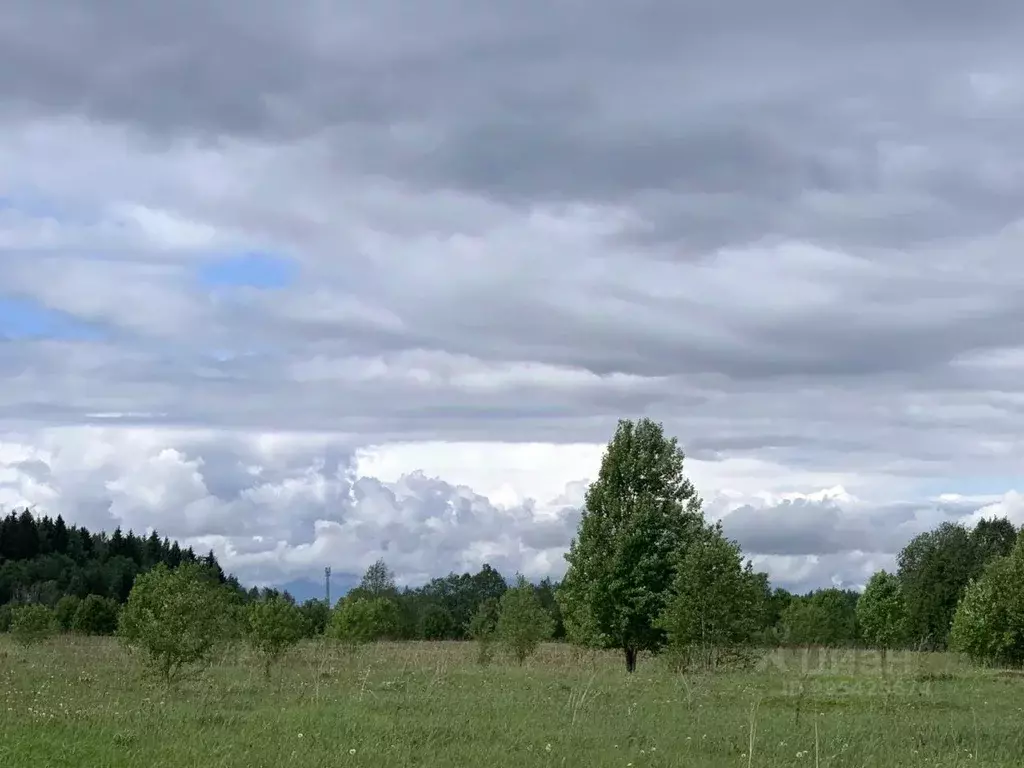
(2, 1, 1023, 595)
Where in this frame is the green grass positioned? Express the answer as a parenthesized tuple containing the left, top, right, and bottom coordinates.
(2, 638, 1023, 767)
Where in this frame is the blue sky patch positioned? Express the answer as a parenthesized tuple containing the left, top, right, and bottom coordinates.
(0, 296, 107, 341)
(197, 251, 299, 290)
(0, 189, 75, 220)
(919, 475, 1021, 498)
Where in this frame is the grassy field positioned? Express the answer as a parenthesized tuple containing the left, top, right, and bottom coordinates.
(2, 638, 1022, 767)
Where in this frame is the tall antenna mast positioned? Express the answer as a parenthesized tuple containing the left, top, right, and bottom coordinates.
(324, 566, 332, 606)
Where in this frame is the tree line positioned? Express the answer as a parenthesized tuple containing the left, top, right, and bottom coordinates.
(3, 418, 1024, 671)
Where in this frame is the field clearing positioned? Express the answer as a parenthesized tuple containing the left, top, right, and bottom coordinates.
(2, 638, 1023, 767)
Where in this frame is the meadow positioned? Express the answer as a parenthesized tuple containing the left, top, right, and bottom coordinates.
(2, 638, 1023, 767)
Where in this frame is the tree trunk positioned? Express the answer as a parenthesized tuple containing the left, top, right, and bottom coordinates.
(624, 646, 637, 673)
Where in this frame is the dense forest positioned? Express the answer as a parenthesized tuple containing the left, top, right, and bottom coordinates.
(1, 506, 1020, 655)
(0, 507, 557, 640)
(0, 508, 239, 605)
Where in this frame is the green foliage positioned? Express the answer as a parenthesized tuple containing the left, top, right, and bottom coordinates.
(0, 508, 243, 608)
(54, 594, 82, 631)
(409, 564, 508, 640)
(71, 594, 120, 635)
(498, 575, 553, 665)
(298, 598, 330, 637)
(857, 570, 907, 653)
(349, 559, 398, 600)
(897, 520, 1008, 649)
(419, 603, 455, 640)
(467, 597, 500, 664)
(559, 418, 705, 671)
(778, 588, 859, 646)
(532, 578, 565, 639)
(657, 523, 763, 669)
(0, 603, 11, 632)
(763, 587, 793, 634)
(117, 563, 233, 681)
(949, 540, 1024, 667)
(328, 596, 397, 648)
(10, 603, 57, 645)
(246, 595, 306, 677)
(971, 517, 1018, 563)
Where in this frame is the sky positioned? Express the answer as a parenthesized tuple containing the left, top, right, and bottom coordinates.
(2, 1, 1024, 597)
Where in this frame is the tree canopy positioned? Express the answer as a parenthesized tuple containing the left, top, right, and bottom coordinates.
(0, 508, 241, 608)
(558, 418, 705, 671)
(658, 522, 764, 667)
(950, 534, 1024, 667)
(857, 570, 907, 661)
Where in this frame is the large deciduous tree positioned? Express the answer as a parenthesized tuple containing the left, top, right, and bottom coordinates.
(970, 517, 1019, 564)
(558, 418, 704, 672)
(897, 522, 979, 649)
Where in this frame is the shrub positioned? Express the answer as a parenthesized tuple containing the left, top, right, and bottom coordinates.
(0, 604, 12, 633)
(657, 525, 764, 671)
(420, 604, 455, 641)
(468, 598, 500, 665)
(857, 570, 907, 668)
(72, 594, 121, 636)
(118, 563, 232, 681)
(498, 575, 553, 665)
(54, 595, 82, 632)
(950, 543, 1024, 667)
(299, 599, 331, 637)
(328, 596, 397, 649)
(10, 604, 57, 646)
(246, 595, 306, 677)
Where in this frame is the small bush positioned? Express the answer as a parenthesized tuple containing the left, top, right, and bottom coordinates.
(72, 595, 121, 635)
(498, 575, 553, 665)
(246, 595, 306, 677)
(54, 595, 82, 632)
(0, 604, 12, 633)
(118, 563, 233, 682)
(10, 604, 57, 646)
(468, 598, 500, 665)
(328, 597, 397, 649)
(420, 604, 455, 641)
(299, 599, 330, 637)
